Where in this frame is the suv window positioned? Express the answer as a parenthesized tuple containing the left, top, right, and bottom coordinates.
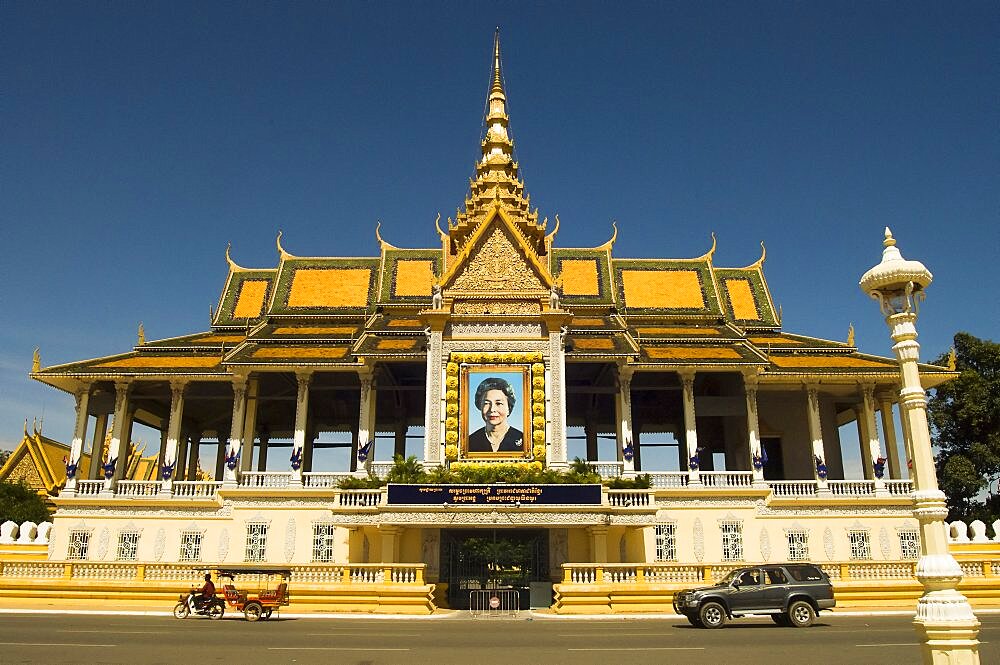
(787, 564, 825, 582)
(764, 567, 787, 584)
(734, 569, 761, 586)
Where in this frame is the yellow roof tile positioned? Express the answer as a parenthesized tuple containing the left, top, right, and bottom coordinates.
(375, 339, 419, 350)
(96, 356, 222, 368)
(251, 346, 349, 359)
(560, 259, 600, 296)
(393, 260, 435, 297)
(636, 327, 721, 336)
(232, 280, 269, 318)
(646, 347, 743, 360)
(572, 338, 615, 350)
(725, 278, 760, 320)
(272, 326, 357, 335)
(771, 355, 892, 369)
(288, 268, 371, 308)
(622, 270, 705, 309)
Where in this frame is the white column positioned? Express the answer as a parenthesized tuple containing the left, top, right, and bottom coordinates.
(62, 385, 91, 495)
(356, 368, 375, 475)
(423, 329, 443, 466)
(744, 372, 765, 487)
(102, 381, 130, 494)
(879, 393, 903, 480)
(547, 328, 569, 468)
(859, 384, 887, 494)
(89, 412, 108, 480)
(223, 374, 249, 487)
(889, 311, 980, 661)
(240, 378, 259, 474)
(805, 384, 830, 494)
(615, 364, 636, 475)
(680, 371, 701, 487)
(160, 380, 186, 493)
(291, 371, 312, 486)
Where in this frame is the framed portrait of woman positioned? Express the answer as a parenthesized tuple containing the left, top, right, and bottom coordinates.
(460, 365, 530, 459)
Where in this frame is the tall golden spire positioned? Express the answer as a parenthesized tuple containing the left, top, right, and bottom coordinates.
(449, 28, 544, 254)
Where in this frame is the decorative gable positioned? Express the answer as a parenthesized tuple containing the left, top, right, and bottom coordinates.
(451, 224, 546, 293)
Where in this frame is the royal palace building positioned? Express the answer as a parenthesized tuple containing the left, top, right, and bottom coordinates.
(18, 34, 967, 613)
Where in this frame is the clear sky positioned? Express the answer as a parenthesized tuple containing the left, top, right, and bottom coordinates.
(2, 2, 997, 456)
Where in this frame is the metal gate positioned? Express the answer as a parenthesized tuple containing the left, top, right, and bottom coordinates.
(440, 529, 548, 611)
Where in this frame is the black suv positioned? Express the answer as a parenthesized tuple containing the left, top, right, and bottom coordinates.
(672, 563, 835, 628)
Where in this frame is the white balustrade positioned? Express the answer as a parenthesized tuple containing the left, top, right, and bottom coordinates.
(700, 471, 753, 488)
(172, 481, 221, 498)
(0, 521, 18, 544)
(884, 480, 913, 495)
(959, 561, 985, 577)
(338, 489, 384, 507)
(75, 480, 104, 496)
(2, 562, 64, 578)
(240, 471, 292, 488)
(767, 480, 818, 497)
(648, 472, 688, 488)
(848, 562, 915, 579)
(303, 472, 353, 489)
(1, 521, 53, 546)
(369, 462, 394, 480)
(349, 566, 384, 584)
(116, 480, 161, 497)
(828, 480, 876, 496)
(72, 563, 138, 580)
(592, 461, 623, 479)
(14, 522, 36, 544)
(643, 565, 703, 583)
(607, 490, 652, 507)
(969, 520, 990, 543)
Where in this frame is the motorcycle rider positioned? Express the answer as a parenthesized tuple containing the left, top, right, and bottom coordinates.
(193, 573, 216, 610)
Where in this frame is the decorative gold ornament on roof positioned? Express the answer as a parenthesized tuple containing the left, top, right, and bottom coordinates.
(138, 322, 145, 346)
(947, 347, 957, 371)
(449, 29, 545, 256)
(847, 323, 855, 347)
(32, 348, 40, 373)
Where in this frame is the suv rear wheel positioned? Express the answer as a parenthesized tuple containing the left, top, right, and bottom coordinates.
(788, 600, 815, 627)
(698, 601, 727, 629)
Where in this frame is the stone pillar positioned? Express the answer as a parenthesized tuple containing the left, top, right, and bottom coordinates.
(889, 311, 980, 662)
(356, 368, 376, 475)
(187, 434, 201, 480)
(291, 371, 311, 486)
(160, 380, 186, 493)
(240, 378, 259, 474)
(806, 385, 830, 494)
(680, 371, 701, 487)
(548, 329, 568, 468)
(102, 381, 130, 494)
(257, 426, 270, 472)
(615, 364, 635, 475)
(879, 394, 903, 480)
(63, 385, 91, 495)
(89, 412, 109, 480)
(423, 329, 443, 466)
(223, 374, 249, 487)
(859, 384, 887, 494)
(744, 372, 765, 487)
(380, 526, 401, 563)
(589, 524, 609, 563)
(176, 433, 189, 481)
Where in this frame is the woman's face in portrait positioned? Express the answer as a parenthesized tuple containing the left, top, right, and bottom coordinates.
(480, 389, 510, 431)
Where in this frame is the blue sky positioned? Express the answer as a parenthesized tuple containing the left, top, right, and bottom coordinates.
(2, 2, 997, 457)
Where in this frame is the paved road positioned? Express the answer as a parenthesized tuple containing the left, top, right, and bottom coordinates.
(0, 612, 996, 665)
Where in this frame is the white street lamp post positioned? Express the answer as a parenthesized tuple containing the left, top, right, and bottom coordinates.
(860, 228, 980, 664)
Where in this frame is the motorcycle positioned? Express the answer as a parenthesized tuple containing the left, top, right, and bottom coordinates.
(173, 589, 225, 620)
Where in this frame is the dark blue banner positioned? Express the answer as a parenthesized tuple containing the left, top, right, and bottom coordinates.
(386, 483, 603, 506)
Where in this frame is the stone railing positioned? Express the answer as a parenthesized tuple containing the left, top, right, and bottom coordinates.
(303, 472, 353, 488)
(592, 461, 624, 479)
(0, 560, 426, 586)
(240, 471, 292, 488)
(648, 472, 689, 488)
(75, 480, 104, 496)
(828, 480, 876, 496)
(884, 479, 913, 495)
(116, 480, 162, 497)
(606, 490, 654, 507)
(172, 481, 222, 498)
(948, 519, 1000, 543)
(699, 471, 754, 488)
(338, 489, 384, 507)
(767, 480, 818, 497)
(0, 521, 53, 545)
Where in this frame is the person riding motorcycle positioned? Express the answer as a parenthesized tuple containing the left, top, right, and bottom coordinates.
(193, 573, 216, 610)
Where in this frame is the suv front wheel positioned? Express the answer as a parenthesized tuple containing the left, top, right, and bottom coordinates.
(698, 601, 727, 629)
(787, 600, 816, 627)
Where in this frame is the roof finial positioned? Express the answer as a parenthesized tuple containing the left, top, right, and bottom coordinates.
(138, 322, 145, 346)
(492, 27, 504, 96)
(32, 347, 40, 373)
(847, 323, 855, 347)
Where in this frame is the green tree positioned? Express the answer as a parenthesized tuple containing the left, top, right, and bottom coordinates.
(0, 449, 10, 467)
(929, 333, 1000, 523)
(0, 480, 51, 525)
